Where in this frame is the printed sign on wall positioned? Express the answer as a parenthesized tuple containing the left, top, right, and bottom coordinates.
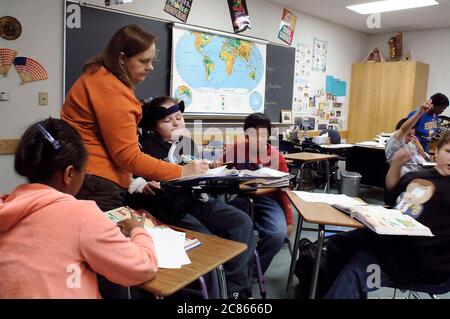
(164, 0, 193, 23)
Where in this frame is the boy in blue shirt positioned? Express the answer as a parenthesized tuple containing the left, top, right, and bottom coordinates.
(407, 93, 449, 152)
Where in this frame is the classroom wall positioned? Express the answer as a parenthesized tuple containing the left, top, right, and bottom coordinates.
(0, 0, 369, 193)
(0, 0, 64, 193)
(367, 28, 450, 117)
(83, 0, 369, 129)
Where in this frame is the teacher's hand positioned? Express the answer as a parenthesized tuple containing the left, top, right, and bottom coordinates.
(182, 160, 209, 177)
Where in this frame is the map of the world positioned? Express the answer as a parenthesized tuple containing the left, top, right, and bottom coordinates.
(172, 27, 266, 114)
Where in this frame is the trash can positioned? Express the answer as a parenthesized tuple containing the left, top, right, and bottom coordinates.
(339, 171, 362, 197)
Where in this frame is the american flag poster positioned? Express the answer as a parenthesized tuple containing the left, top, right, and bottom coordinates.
(13, 56, 48, 83)
(0, 48, 18, 76)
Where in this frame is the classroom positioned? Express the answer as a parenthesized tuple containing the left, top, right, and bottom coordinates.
(0, 0, 449, 302)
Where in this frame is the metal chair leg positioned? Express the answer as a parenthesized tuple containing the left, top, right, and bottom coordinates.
(198, 276, 209, 299)
(287, 216, 304, 296)
(217, 265, 228, 299)
(285, 236, 293, 256)
(309, 225, 325, 299)
(253, 251, 267, 299)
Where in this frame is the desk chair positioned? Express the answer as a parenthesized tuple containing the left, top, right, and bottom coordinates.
(300, 143, 341, 192)
(391, 278, 450, 299)
(294, 146, 325, 191)
(319, 129, 341, 144)
(279, 139, 296, 154)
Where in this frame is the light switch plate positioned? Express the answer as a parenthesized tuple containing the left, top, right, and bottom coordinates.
(39, 92, 48, 105)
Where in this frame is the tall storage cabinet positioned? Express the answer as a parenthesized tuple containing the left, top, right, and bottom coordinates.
(347, 61, 429, 143)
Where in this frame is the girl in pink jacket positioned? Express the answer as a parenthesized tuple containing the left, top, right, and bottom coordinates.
(0, 119, 158, 298)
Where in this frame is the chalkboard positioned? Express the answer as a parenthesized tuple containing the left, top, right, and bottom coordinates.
(264, 44, 295, 122)
(64, 3, 296, 121)
(65, 3, 171, 100)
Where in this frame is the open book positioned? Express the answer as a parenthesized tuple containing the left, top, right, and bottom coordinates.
(292, 191, 433, 237)
(105, 207, 201, 252)
(241, 177, 291, 188)
(332, 204, 434, 237)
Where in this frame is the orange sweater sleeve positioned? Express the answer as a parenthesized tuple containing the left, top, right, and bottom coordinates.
(79, 204, 158, 287)
(88, 81, 182, 181)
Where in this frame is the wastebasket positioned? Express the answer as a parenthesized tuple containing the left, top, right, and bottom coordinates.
(339, 171, 362, 197)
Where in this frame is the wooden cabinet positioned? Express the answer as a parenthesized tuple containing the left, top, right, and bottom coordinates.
(347, 61, 429, 143)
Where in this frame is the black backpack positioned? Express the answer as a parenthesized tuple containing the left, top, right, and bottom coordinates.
(294, 238, 329, 299)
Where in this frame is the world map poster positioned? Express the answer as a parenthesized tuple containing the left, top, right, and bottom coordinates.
(171, 26, 266, 115)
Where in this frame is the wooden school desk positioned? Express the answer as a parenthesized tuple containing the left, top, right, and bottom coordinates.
(139, 228, 247, 299)
(283, 152, 338, 192)
(285, 190, 363, 299)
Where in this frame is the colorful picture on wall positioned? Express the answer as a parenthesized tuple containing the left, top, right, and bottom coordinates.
(329, 117, 339, 124)
(278, 8, 297, 46)
(312, 38, 327, 72)
(164, 0, 193, 23)
(281, 110, 293, 123)
(227, 0, 252, 33)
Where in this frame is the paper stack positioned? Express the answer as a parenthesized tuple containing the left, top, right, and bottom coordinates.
(144, 226, 192, 269)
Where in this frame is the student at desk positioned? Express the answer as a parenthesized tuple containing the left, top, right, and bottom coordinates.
(0, 119, 158, 298)
(385, 100, 432, 177)
(324, 131, 450, 299)
(225, 113, 294, 274)
(126, 96, 255, 299)
(406, 93, 449, 152)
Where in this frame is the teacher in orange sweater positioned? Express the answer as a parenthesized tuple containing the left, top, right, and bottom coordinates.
(61, 25, 207, 212)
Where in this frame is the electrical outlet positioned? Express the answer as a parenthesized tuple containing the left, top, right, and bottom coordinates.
(39, 92, 48, 106)
(0, 92, 9, 101)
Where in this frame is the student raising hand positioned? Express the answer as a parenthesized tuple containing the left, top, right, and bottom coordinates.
(419, 99, 433, 114)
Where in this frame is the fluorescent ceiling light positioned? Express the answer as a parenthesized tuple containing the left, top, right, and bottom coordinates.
(347, 0, 439, 14)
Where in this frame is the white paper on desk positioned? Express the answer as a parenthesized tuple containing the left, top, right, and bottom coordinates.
(239, 167, 289, 178)
(204, 165, 236, 177)
(321, 144, 354, 149)
(293, 191, 367, 208)
(145, 227, 191, 269)
(356, 141, 385, 148)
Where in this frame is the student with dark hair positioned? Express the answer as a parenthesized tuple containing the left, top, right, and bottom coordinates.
(61, 25, 207, 213)
(385, 100, 432, 179)
(0, 119, 158, 298)
(324, 131, 450, 299)
(225, 113, 293, 274)
(126, 97, 255, 299)
(407, 93, 449, 152)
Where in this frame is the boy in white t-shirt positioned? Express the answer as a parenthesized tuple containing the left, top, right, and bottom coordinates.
(385, 100, 432, 177)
